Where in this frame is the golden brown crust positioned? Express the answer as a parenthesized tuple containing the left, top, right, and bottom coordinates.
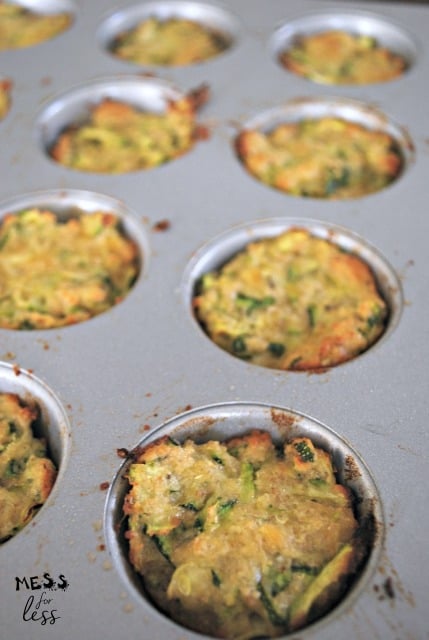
(236, 118, 403, 199)
(50, 86, 209, 174)
(193, 228, 387, 370)
(0, 393, 56, 542)
(124, 430, 363, 638)
(280, 30, 407, 85)
(0, 3, 71, 50)
(111, 17, 229, 67)
(0, 208, 139, 330)
(0, 78, 12, 120)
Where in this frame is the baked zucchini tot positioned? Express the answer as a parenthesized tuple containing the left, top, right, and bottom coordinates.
(50, 85, 209, 174)
(0, 2, 71, 50)
(0, 393, 56, 542)
(280, 30, 407, 85)
(124, 430, 366, 638)
(0, 78, 11, 120)
(236, 117, 403, 199)
(193, 228, 387, 370)
(0, 208, 139, 330)
(111, 17, 229, 67)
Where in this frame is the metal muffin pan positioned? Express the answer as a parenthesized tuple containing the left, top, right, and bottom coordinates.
(0, 0, 427, 638)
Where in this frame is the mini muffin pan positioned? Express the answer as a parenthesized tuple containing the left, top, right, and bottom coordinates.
(0, 1, 427, 639)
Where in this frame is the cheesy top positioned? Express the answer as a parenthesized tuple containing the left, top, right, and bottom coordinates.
(0, 79, 11, 120)
(124, 430, 361, 638)
(0, 2, 71, 50)
(280, 30, 407, 85)
(236, 117, 403, 199)
(193, 228, 387, 370)
(0, 393, 56, 542)
(111, 17, 229, 67)
(50, 87, 208, 174)
(0, 208, 139, 330)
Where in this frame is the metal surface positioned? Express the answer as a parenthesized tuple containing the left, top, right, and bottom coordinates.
(0, 0, 428, 638)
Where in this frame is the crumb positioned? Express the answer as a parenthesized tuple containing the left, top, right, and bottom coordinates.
(152, 219, 171, 232)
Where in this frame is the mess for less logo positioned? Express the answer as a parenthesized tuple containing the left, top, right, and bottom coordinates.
(15, 573, 69, 626)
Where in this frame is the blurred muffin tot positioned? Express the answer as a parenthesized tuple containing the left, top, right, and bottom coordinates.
(280, 30, 407, 85)
(236, 117, 403, 199)
(0, 2, 71, 50)
(0, 78, 11, 120)
(50, 85, 209, 174)
(124, 429, 366, 638)
(0, 393, 56, 542)
(193, 228, 388, 370)
(0, 208, 139, 330)
(111, 16, 229, 66)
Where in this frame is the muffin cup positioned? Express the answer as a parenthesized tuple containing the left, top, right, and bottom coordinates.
(182, 217, 403, 368)
(98, 0, 240, 67)
(0, 188, 149, 330)
(234, 96, 414, 199)
(105, 401, 384, 637)
(0, 361, 71, 544)
(269, 9, 419, 84)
